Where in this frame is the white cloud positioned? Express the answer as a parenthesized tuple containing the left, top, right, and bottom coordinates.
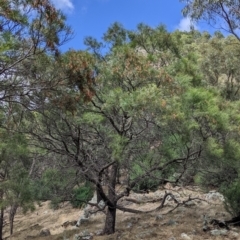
(51, 0, 74, 11)
(176, 17, 198, 32)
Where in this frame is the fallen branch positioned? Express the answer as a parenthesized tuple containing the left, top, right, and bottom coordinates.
(124, 197, 163, 204)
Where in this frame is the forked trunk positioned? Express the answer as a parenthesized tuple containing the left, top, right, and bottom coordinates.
(103, 162, 118, 235)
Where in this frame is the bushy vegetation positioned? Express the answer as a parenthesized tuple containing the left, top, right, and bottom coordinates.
(221, 181, 240, 217)
(2, 0, 240, 236)
(70, 183, 94, 208)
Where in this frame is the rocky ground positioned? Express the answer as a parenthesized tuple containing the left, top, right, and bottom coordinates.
(4, 184, 240, 240)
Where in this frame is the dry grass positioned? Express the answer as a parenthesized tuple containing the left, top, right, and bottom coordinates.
(4, 185, 239, 240)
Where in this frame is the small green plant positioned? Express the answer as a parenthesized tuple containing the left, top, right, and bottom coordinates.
(221, 180, 240, 217)
(70, 183, 94, 208)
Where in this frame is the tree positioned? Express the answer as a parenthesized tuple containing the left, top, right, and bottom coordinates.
(198, 34, 240, 99)
(181, 0, 240, 40)
(0, 2, 71, 238)
(19, 22, 240, 235)
(0, 127, 34, 239)
(28, 33, 203, 234)
(0, 0, 71, 105)
(171, 23, 240, 216)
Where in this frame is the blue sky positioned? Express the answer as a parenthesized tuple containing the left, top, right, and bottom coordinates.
(51, 0, 200, 52)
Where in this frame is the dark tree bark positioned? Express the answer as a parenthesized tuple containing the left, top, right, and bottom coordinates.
(96, 187, 103, 203)
(104, 205, 117, 234)
(9, 204, 18, 235)
(0, 208, 4, 240)
(103, 163, 118, 234)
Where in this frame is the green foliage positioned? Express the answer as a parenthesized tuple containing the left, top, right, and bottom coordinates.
(0, 129, 35, 220)
(130, 151, 175, 191)
(131, 164, 160, 192)
(221, 181, 240, 216)
(70, 183, 94, 208)
(10, 18, 240, 235)
(181, 0, 240, 41)
(31, 168, 76, 209)
(103, 22, 127, 47)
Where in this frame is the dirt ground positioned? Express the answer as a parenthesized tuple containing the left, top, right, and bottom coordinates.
(4, 184, 239, 240)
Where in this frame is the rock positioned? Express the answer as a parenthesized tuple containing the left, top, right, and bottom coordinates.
(81, 236, 93, 240)
(167, 219, 177, 226)
(155, 214, 163, 221)
(39, 228, 51, 237)
(75, 235, 81, 240)
(75, 230, 93, 240)
(210, 229, 228, 236)
(127, 222, 133, 228)
(180, 233, 192, 240)
(80, 230, 91, 236)
(76, 217, 89, 227)
(62, 220, 78, 228)
(75, 235, 93, 240)
(202, 225, 210, 232)
(95, 230, 102, 236)
(205, 191, 224, 201)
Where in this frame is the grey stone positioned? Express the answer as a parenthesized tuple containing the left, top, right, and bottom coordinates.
(95, 230, 102, 236)
(76, 192, 106, 227)
(74, 235, 81, 240)
(81, 236, 93, 240)
(202, 225, 210, 232)
(127, 222, 133, 228)
(75, 231, 94, 240)
(155, 214, 163, 221)
(76, 217, 89, 227)
(205, 191, 224, 201)
(180, 233, 192, 240)
(210, 229, 228, 236)
(39, 228, 51, 237)
(79, 230, 91, 236)
(167, 219, 177, 226)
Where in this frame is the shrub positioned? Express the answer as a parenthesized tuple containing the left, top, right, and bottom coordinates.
(221, 180, 240, 217)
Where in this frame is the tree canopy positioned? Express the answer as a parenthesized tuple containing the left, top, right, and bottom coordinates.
(1, 1, 240, 237)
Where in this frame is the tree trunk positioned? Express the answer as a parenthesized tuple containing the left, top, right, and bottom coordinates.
(96, 187, 103, 203)
(104, 205, 117, 234)
(9, 204, 18, 235)
(103, 163, 118, 235)
(0, 207, 4, 240)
